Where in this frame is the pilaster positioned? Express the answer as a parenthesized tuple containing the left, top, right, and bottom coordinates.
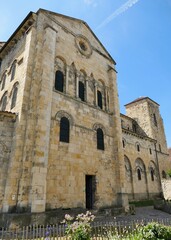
(108, 67, 128, 208)
(30, 26, 57, 212)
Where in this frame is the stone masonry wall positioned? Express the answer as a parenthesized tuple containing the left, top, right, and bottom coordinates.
(0, 112, 16, 212)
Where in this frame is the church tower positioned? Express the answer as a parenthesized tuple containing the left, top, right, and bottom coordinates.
(125, 97, 168, 154)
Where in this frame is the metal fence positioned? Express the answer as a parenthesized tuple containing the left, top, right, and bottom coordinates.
(0, 218, 171, 239)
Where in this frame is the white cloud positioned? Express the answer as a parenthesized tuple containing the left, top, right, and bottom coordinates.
(84, 0, 94, 5)
(97, 0, 140, 29)
(84, 0, 98, 7)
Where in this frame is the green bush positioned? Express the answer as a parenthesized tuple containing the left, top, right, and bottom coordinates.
(167, 169, 171, 177)
(140, 222, 171, 240)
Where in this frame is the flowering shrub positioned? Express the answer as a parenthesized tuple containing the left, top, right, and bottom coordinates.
(62, 211, 95, 240)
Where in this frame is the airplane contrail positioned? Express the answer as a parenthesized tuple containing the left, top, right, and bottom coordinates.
(97, 0, 140, 30)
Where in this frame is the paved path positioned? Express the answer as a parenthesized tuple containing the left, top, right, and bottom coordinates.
(116, 206, 171, 221)
(95, 206, 171, 224)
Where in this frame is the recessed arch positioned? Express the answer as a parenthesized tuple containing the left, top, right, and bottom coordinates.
(10, 60, 17, 81)
(55, 110, 74, 126)
(0, 91, 8, 111)
(124, 155, 132, 173)
(80, 69, 87, 77)
(98, 79, 105, 86)
(135, 158, 146, 180)
(93, 123, 106, 135)
(10, 82, 19, 109)
(135, 158, 146, 171)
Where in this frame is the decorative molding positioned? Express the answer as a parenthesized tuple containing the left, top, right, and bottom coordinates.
(93, 123, 106, 134)
(55, 110, 74, 125)
(75, 35, 92, 58)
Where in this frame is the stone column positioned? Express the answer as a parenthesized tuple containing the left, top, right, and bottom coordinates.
(108, 66, 128, 209)
(94, 82, 97, 106)
(65, 65, 69, 94)
(105, 86, 109, 111)
(76, 72, 79, 98)
(85, 78, 89, 102)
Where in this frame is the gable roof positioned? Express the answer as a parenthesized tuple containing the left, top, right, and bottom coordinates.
(38, 9, 116, 64)
(125, 97, 159, 107)
(0, 9, 116, 65)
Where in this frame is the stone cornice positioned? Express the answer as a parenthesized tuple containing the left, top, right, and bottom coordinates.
(122, 127, 156, 143)
(0, 12, 36, 59)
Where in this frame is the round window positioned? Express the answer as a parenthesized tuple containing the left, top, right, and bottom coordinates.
(75, 35, 92, 57)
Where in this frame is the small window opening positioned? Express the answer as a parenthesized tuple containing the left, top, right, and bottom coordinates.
(149, 148, 152, 155)
(97, 90, 103, 109)
(55, 70, 64, 92)
(162, 170, 166, 179)
(79, 81, 85, 101)
(153, 113, 157, 127)
(60, 117, 70, 143)
(150, 169, 154, 181)
(137, 168, 141, 180)
(97, 128, 104, 150)
(137, 144, 140, 152)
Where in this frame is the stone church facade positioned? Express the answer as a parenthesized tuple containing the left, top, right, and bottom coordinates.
(0, 9, 170, 214)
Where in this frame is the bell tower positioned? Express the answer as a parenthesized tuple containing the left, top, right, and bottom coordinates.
(125, 97, 168, 153)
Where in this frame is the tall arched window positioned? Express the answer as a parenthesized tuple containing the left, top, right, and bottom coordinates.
(97, 128, 104, 150)
(79, 81, 85, 101)
(1, 94, 7, 111)
(1, 73, 6, 91)
(97, 90, 103, 109)
(10, 62, 16, 81)
(60, 117, 70, 143)
(150, 168, 154, 181)
(55, 70, 64, 92)
(11, 86, 18, 109)
(137, 168, 141, 180)
(153, 113, 157, 127)
(137, 144, 140, 152)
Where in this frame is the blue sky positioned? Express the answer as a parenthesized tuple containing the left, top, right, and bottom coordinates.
(0, 0, 171, 147)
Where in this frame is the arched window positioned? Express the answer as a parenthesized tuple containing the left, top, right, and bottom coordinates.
(1, 74, 6, 91)
(1, 94, 7, 111)
(11, 86, 18, 109)
(10, 62, 16, 81)
(60, 117, 70, 143)
(137, 144, 140, 152)
(150, 168, 154, 181)
(79, 81, 85, 101)
(97, 90, 103, 109)
(55, 70, 64, 92)
(153, 113, 157, 127)
(137, 168, 141, 180)
(97, 128, 104, 150)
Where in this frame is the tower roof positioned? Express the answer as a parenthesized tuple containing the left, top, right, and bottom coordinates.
(125, 97, 159, 107)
